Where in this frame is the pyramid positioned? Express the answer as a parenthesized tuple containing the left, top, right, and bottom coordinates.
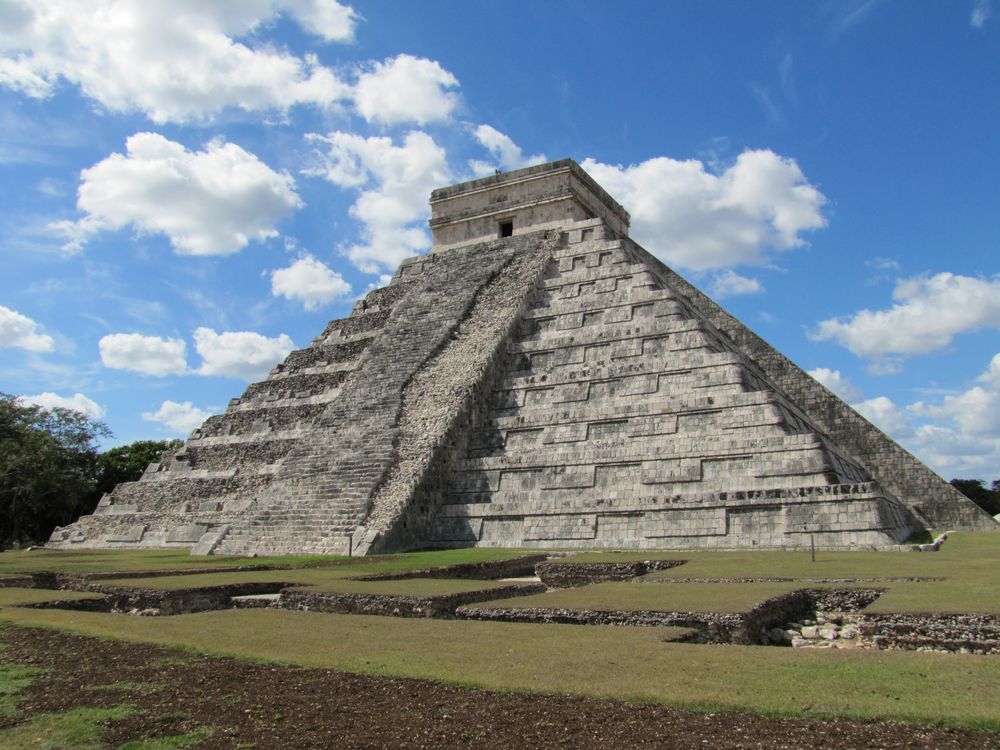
(50, 159, 995, 555)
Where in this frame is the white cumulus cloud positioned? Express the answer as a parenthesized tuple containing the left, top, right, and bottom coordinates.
(99, 333, 188, 376)
(819, 353, 1000, 479)
(271, 254, 352, 310)
(810, 273, 1000, 361)
(911, 387, 1000, 437)
(0, 305, 54, 351)
(807, 367, 863, 402)
(469, 124, 547, 176)
(581, 150, 827, 271)
(304, 130, 450, 272)
(193, 327, 294, 381)
(853, 395, 914, 438)
(977, 353, 1000, 386)
(708, 270, 763, 299)
(18, 391, 105, 419)
(353, 54, 459, 125)
(0, 0, 356, 123)
(52, 133, 303, 255)
(142, 399, 214, 435)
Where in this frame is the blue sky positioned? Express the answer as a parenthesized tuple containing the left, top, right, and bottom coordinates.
(1, 0, 998, 482)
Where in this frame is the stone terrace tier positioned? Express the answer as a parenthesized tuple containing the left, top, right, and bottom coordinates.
(421, 222, 920, 550)
(48, 273, 412, 551)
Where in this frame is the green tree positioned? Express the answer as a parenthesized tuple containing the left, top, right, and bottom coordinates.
(91, 438, 181, 503)
(950, 478, 1000, 516)
(0, 394, 111, 547)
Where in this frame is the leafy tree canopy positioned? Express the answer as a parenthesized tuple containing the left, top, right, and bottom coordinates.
(950, 478, 1000, 517)
(92, 438, 182, 500)
(0, 393, 111, 547)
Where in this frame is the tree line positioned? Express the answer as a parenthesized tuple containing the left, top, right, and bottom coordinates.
(0, 393, 180, 549)
(949, 479, 1000, 518)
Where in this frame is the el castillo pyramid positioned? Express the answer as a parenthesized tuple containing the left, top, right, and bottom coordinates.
(50, 159, 995, 556)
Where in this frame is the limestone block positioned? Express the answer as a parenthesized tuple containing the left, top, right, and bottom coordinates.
(643, 508, 726, 538)
(166, 524, 208, 543)
(523, 514, 597, 541)
(432, 517, 484, 542)
(105, 525, 147, 543)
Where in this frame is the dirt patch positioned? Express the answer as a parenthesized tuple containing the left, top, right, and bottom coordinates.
(1, 624, 997, 749)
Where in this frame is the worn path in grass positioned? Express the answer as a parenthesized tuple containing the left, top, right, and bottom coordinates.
(2, 624, 997, 750)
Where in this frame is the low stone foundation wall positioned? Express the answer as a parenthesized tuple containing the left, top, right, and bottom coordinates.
(459, 591, 811, 644)
(535, 560, 686, 588)
(360, 554, 549, 581)
(456, 604, 741, 642)
(860, 612, 1000, 654)
(281, 582, 545, 618)
(41, 581, 295, 615)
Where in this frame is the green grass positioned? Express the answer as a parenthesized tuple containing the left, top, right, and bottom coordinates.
(486, 581, 803, 613)
(117, 727, 210, 749)
(1, 607, 999, 730)
(0, 663, 41, 717)
(0, 588, 106, 607)
(561, 532, 1000, 615)
(0, 546, 525, 576)
(0, 549, 350, 575)
(0, 705, 132, 749)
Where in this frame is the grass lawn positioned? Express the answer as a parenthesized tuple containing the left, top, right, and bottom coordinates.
(0, 588, 107, 607)
(1, 607, 998, 730)
(485, 581, 803, 613)
(0, 546, 527, 577)
(563, 532, 1000, 615)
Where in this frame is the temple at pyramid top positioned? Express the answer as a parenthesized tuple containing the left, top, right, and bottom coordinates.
(428, 159, 630, 251)
(51, 159, 996, 556)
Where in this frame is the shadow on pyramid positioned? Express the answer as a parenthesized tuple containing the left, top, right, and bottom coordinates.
(51, 160, 996, 556)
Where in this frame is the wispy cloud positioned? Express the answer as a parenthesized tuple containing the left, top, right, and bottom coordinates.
(971, 0, 993, 27)
(828, 0, 887, 37)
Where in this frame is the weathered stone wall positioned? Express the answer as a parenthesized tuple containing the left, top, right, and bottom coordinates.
(359, 554, 549, 581)
(630, 240, 994, 531)
(425, 219, 917, 550)
(280, 582, 545, 619)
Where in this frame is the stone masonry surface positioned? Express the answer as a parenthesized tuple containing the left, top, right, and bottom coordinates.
(51, 158, 995, 555)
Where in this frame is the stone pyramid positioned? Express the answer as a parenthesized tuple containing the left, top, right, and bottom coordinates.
(50, 160, 995, 555)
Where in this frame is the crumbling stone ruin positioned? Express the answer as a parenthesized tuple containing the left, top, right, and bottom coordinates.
(50, 160, 996, 556)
